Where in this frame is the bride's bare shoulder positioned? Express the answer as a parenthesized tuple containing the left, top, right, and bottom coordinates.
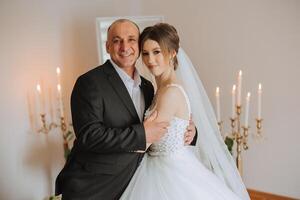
(157, 85, 185, 106)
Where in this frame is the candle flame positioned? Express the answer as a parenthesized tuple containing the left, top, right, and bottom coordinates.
(36, 84, 41, 92)
(239, 70, 242, 76)
(57, 84, 61, 91)
(216, 87, 220, 94)
(259, 83, 262, 90)
(232, 84, 236, 91)
(56, 67, 61, 75)
(247, 92, 251, 98)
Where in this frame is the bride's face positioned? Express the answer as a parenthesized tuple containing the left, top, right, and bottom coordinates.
(141, 39, 171, 77)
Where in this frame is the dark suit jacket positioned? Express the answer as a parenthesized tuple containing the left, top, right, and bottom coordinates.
(55, 60, 154, 200)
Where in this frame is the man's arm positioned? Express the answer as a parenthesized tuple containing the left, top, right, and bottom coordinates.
(184, 118, 198, 146)
(190, 127, 198, 146)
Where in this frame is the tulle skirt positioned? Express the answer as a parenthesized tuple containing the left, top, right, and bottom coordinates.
(120, 147, 241, 200)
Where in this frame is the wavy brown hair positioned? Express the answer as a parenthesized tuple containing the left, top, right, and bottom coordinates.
(139, 23, 180, 69)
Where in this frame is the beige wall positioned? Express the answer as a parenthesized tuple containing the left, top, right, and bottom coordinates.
(147, 0, 300, 198)
(0, 0, 299, 199)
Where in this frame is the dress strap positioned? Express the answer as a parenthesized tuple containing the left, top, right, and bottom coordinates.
(166, 83, 191, 116)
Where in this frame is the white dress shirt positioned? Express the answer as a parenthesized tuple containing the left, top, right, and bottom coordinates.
(110, 60, 145, 122)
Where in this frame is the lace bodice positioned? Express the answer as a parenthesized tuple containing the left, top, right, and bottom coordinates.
(145, 84, 191, 156)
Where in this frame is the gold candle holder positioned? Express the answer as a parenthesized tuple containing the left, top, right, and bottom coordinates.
(37, 114, 57, 134)
(242, 126, 249, 150)
(228, 105, 262, 176)
(256, 118, 263, 136)
(59, 116, 70, 155)
(236, 105, 241, 115)
(235, 105, 243, 175)
(230, 117, 236, 131)
(227, 117, 236, 139)
(217, 121, 223, 134)
(60, 117, 69, 144)
(60, 116, 67, 133)
(37, 114, 73, 159)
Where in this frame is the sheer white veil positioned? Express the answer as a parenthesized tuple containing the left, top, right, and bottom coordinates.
(175, 48, 250, 200)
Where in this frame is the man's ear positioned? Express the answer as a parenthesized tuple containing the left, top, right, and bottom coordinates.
(106, 41, 109, 53)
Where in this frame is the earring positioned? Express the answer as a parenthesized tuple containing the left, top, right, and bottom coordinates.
(169, 58, 174, 67)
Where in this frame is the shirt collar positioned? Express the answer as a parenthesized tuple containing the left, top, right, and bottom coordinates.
(110, 59, 141, 87)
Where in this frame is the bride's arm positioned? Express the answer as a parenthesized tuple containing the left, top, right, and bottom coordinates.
(135, 87, 188, 153)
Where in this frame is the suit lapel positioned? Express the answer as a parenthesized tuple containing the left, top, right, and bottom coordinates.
(103, 61, 139, 120)
(140, 78, 152, 111)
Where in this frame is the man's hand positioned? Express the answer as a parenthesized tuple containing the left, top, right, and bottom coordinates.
(143, 110, 169, 144)
(184, 116, 196, 145)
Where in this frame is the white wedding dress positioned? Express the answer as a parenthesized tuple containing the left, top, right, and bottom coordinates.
(120, 84, 241, 200)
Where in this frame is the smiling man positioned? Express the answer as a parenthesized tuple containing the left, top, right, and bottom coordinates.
(54, 19, 170, 200)
(106, 20, 140, 77)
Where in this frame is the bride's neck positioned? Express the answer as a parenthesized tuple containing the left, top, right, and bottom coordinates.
(156, 69, 177, 90)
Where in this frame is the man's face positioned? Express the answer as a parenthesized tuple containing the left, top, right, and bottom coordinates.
(106, 21, 139, 69)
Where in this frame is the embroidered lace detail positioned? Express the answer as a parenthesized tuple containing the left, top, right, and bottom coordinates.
(148, 117, 189, 156)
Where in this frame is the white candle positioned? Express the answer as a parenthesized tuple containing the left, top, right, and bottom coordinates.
(245, 92, 251, 127)
(258, 83, 262, 119)
(57, 84, 64, 118)
(56, 67, 64, 118)
(48, 88, 55, 122)
(36, 84, 45, 114)
(232, 84, 236, 118)
(216, 87, 221, 122)
(237, 70, 242, 106)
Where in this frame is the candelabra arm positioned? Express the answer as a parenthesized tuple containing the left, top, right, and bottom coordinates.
(230, 117, 236, 138)
(256, 118, 263, 136)
(38, 114, 56, 134)
(217, 121, 224, 138)
(242, 126, 249, 150)
(60, 117, 67, 133)
(235, 105, 243, 175)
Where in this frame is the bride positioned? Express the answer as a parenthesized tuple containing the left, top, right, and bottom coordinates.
(120, 23, 250, 200)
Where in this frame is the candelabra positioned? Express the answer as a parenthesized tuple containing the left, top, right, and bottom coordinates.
(35, 67, 74, 159)
(37, 114, 74, 159)
(216, 70, 263, 176)
(219, 106, 263, 176)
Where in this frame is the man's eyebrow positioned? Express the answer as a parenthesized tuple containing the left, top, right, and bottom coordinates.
(111, 36, 121, 40)
(128, 35, 137, 37)
(111, 35, 137, 40)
